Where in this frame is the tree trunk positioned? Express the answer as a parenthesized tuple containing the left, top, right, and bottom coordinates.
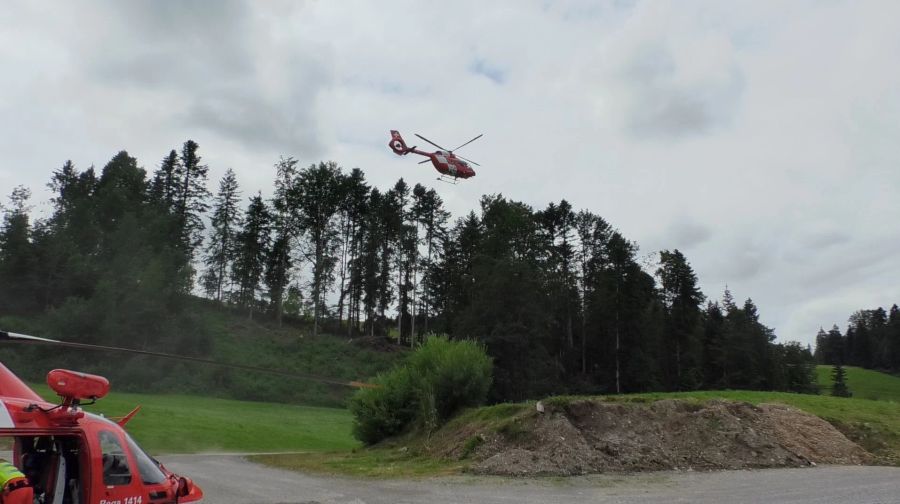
(615, 278, 621, 394)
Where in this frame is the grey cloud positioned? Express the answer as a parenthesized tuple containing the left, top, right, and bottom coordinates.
(797, 229, 851, 250)
(90, 0, 255, 85)
(666, 218, 713, 249)
(82, 0, 331, 157)
(185, 85, 323, 154)
(619, 45, 744, 138)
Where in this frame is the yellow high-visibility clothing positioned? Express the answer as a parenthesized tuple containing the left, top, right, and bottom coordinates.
(0, 461, 25, 488)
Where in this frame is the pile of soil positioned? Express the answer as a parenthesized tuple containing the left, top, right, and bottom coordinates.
(435, 399, 871, 476)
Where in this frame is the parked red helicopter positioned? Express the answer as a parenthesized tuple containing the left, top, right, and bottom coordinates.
(389, 130, 482, 183)
(0, 329, 373, 504)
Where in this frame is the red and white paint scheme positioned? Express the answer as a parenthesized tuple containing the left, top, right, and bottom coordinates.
(0, 333, 204, 504)
(0, 326, 377, 504)
(389, 130, 481, 183)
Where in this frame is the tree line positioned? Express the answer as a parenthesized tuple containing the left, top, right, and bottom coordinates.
(0, 141, 818, 401)
(814, 304, 900, 371)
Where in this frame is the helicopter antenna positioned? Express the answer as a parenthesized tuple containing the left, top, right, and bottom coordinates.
(0, 330, 376, 389)
(450, 134, 483, 152)
(413, 133, 448, 151)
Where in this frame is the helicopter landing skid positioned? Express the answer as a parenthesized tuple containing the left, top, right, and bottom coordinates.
(436, 175, 460, 185)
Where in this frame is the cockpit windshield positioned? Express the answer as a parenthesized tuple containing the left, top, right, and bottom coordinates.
(123, 433, 167, 485)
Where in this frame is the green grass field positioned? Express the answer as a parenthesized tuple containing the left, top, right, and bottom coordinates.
(816, 365, 900, 402)
(31, 384, 358, 455)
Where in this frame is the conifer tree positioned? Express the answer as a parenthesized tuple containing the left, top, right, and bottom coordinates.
(831, 363, 852, 397)
(295, 162, 342, 336)
(232, 194, 270, 318)
(0, 186, 37, 311)
(202, 169, 242, 301)
(149, 150, 180, 211)
(175, 140, 211, 258)
(657, 249, 705, 390)
(266, 157, 300, 326)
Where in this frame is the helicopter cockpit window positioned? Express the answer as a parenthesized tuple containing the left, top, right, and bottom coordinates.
(124, 433, 166, 485)
(98, 431, 132, 486)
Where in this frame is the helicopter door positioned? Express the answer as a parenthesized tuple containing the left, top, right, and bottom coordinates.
(97, 430, 143, 504)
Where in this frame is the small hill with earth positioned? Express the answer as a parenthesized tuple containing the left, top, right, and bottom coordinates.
(424, 398, 871, 477)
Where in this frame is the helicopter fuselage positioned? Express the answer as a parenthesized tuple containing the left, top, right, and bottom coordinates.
(389, 130, 477, 180)
(0, 364, 202, 504)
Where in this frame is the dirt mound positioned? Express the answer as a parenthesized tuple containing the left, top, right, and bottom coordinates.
(438, 399, 871, 476)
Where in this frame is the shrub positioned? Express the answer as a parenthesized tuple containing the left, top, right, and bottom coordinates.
(349, 366, 419, 445)
(349, 335, 492, 445)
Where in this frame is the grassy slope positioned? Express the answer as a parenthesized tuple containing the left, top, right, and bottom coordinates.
(0, 302, 404, 407)
(31, 383, 358, 455)
(815, 365, 900, 402)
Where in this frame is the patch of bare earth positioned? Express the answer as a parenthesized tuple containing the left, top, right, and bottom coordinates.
(436, 399, 871, 476)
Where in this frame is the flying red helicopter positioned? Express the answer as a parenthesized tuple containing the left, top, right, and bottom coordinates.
(0, 329, 373, 504)
(388, 130, 482, 183)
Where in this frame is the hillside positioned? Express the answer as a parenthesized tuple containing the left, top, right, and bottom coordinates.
(0, 300, 404, 407)
(816, 365, 900, 402)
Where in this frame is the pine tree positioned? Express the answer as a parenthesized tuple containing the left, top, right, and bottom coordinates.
(831, 363, 852, 397)
(266, 157, 300, 326)
(149, 150, 180, 211)
(538, 200, 578, 357)
(202, 169, 242, 301)
(295, 162, 342, 336)
(336, 168, 370, 335)
(0, 186, 37, 311)
(175, 140, 211, 258)
(413, 186, 449, 336)
(657, 249, 705, 390)
(232, 194, 270, 318)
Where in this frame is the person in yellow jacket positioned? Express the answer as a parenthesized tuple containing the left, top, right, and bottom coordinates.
(0, 460, 32, 504)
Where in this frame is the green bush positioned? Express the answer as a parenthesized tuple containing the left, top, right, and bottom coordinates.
(349, 335, 492, 445)
(348, 367, 419, 445)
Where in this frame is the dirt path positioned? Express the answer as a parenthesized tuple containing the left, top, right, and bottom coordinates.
(161, 454, 900, 504)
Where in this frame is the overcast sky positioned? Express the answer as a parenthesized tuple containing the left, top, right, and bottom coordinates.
(2, 0, 899, 347)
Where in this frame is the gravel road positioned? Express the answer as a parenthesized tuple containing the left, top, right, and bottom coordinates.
(160, 454, 900, 504)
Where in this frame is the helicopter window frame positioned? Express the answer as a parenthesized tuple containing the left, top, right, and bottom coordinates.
(98, 430, 133, 486)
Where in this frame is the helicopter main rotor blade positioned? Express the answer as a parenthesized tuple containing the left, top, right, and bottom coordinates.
(451, 134, 483, 152)
(0, 330, 376, 389)
(457, 155, 481, 167)
(418, 159, 431, 164)
(413, 133, 448, 151)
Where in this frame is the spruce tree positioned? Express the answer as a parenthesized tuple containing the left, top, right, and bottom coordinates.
(295, 162, 342, 336)
(831, 363, 852, 397)
(0, 186, 37, 311)
(202, 169, 242, 301)
(232, 194, 270, 318)
(657, 249, 705, 390)
(149, 150, 180, 211)
(175, 140, 211, 258)
(266, 157, 300, 326)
